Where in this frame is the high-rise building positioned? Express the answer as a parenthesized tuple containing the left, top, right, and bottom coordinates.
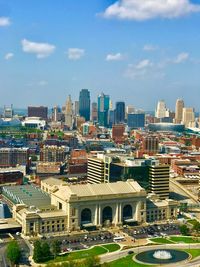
(40, 145, 65, 162)
(87, 156, 105, 184)
(115, 102, 125, 124)
(126, 105, 135, 120)
(4, 105, 14, 118)
(108, 109, 115, 127)
(79, 89, 90, 121)
(91, 102, 98, 122)
(182, 107, 195, 127)
(149, 165, 169, 199)
(98, 93, 110, 127)
(65, 95, 73, 129)
(175, 99, 184, 124)
(74, 101, 79, 116)
(28, 106, 48, 120)
(155, 100, 167, 119)
(127, 111, 145, 128)
(142, 136, 159, 154)
(112, 124, 125, 143)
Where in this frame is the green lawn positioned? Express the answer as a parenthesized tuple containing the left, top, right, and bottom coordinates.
(187, 219, 199, 226)
(46, 244, 120, 264)
(103, 249, 200, 267)
(102, 244, 121, 252)
(103, 255, 153, 267)
(150, 237, 175, 244)
(184, 249, 200, 259)
(169, 236, 200, 243)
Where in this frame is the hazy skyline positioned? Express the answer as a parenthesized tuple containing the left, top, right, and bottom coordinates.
(0, 0, 200, 111)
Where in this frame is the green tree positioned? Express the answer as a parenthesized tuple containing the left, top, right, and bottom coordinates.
(6, 240, 21, 266)
(33, 240, 43, 263)
(180, 224, 190, 236)
(42, 242, 51, 261)
(193, 221, 200, 233)
(51, 240, 61, 258)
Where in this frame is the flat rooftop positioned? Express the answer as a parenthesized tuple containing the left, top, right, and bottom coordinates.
(2, 184, 51, 209)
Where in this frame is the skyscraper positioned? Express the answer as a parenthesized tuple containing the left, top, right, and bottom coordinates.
(155, 100, 167, 118)
(115, 101, 125, 124)
(182, 107, 195, 127)
(65, 95, 73, 129)
(98, 92, 110, 127)
(175, 98, 184, 124)
(74, 101, 79, 116)
(91, 102, 98, 122)
(149, 165, 170, 200)
(125, 105, 135, 120)
(127, 111, 145, 128)
(79, 89, 90, 121)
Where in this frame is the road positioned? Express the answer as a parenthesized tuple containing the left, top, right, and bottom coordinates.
(0, 244, 9, 267)
(100, 243, 200, 266)
(170, 178, 198, 204)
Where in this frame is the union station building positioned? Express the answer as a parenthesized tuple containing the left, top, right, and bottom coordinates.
(2, 178, 178, 235)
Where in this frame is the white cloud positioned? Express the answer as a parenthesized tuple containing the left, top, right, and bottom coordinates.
(67, 48, 85, 60)
(143, 44, 158, 51)
(106, 53, 124, 61)
(173, 52, 189, 63)
(125, 59, 153, 78)
(103, 0, 200, 21)
(135, 59, 153, 69)
(21, 39, 55, 58)
(0, 17, 11, 26)
(4, 53, 14, 60)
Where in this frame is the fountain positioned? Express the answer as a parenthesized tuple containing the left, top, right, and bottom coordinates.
(135, 249, 190, 265)
(153, 250, 172, 260)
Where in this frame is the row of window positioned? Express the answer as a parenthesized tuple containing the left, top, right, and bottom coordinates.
(41, 219, 65, 225)
(147, 209, 166, 215)
(41, 224, 65, 233)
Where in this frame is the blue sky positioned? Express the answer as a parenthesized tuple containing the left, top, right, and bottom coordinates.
(0, 0, 200, 111)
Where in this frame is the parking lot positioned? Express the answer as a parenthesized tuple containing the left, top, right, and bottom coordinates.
(123, 223, 180, 239)
(28, 223, 181, 252)
(33, 231, 114, 252)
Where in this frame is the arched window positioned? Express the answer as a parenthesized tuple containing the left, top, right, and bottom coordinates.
(123, 204, 132, 220)
(102, 206, 112, 224)
(81, 208, 92, 224)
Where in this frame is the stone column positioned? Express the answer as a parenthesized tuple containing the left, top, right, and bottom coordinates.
(94, 204, 98, 226)
(114, 203, 118, 225)
(136, 202, 141, 222)
(98, 205, 102, 226)
(118, 203, 122, 224)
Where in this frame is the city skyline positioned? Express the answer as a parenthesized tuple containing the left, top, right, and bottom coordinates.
(0, 0, 200, 110)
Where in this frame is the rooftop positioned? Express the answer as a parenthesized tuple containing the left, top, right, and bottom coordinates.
(2, 184, 51, 209)
(53, 179, 146, 200)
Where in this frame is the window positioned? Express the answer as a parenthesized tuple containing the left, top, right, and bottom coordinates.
(58, 202, 62, 210)
(72, 208, 76, 216)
